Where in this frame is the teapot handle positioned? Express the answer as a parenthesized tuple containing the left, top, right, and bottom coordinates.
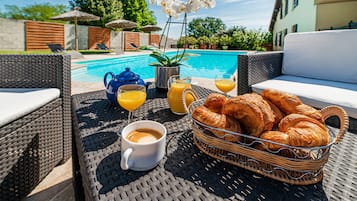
(104, 72, 115, 88)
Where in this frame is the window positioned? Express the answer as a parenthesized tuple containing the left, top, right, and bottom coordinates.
(293, 0, 299, 9)
(285, 0, 289, 16)
(292, 24, 298, 32)
(283, 29, 288, 38)
(280, 7, 283, 19)
(275, 33, 278, 46)
(279, 31, 282, 47)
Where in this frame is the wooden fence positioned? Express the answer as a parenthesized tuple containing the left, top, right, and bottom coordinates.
(25, 21, 64, 51)
(88, 27, 111, 50)
(125, 32, 140, 51)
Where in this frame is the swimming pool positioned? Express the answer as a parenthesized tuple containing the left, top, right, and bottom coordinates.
(72, 50, 246, 82)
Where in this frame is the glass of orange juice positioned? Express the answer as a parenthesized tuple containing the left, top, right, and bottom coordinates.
(167, 75, 195, 115)
(215, 74, 236, 94)
(117, 84, 146, 123)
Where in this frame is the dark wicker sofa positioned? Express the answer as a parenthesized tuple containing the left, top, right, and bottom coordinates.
(0, 55, 71, 200)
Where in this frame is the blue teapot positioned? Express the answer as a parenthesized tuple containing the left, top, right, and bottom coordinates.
(104, 68, 146, 105)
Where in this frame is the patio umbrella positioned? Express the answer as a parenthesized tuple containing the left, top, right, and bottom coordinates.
(51, 7, 100, 51)
(105, 19, 137, 29)
(141, 25, 162, 32)
(105, 19, 137, 52)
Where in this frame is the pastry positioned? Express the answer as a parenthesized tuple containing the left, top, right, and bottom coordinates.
(264, 99, 284, 126)
(261, 89, 302, 114)
(222, 93, 275, 137)
(279, 114, 329, 147)
(295, 104, 322, 121)
(192, 105, 241, 142)
(257, 131, 289, 151)
(203, 93, 227, 113)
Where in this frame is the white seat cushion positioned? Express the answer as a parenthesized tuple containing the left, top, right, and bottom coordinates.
(0, 88, 60, 127)
(251, 75, 357, 119)
(282, 29, 357, 84)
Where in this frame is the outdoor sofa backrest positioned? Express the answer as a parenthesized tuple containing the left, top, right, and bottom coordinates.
(282, 29, 357, 84)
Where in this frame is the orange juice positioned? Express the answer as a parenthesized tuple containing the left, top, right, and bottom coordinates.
(215, 79, 236, 93)
(167, 82, 194, 115)
(118, 90, 146, 112)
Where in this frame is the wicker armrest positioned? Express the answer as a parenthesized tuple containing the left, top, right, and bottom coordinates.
(238, 51, 283, 95)
(0, 54, 72, 161)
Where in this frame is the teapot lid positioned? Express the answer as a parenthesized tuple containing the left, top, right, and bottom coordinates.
(117, 67, 140, 82)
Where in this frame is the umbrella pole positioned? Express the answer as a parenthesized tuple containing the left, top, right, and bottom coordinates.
(75, 17, 78, 51)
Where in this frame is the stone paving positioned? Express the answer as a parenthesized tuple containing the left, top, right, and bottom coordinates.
(25, 51, 238, 201)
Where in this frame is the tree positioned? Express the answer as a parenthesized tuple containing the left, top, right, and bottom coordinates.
(122, 0, 156, 28)
(188, 17, 226, 38)
(1, 3, 67, 21)
(70, 0, 124, 27)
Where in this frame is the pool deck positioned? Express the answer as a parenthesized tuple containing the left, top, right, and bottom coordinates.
(25, 50, 239, 201)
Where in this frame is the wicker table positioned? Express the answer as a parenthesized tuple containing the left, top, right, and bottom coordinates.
(72, 85, 357, 201)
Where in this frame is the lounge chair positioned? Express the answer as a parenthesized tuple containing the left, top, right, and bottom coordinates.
(96, 43, 110, 50)
(238, 29, 357, 131)
(129, 42, 139, 50)
(47, 43, 84, 59)
(48, 43, 65, 53)
(0, 55, 71, 200)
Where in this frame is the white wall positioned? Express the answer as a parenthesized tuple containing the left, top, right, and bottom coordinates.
(273, 1, 317, 50)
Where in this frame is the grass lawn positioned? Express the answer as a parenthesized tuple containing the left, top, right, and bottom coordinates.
(0, 50, 111, 54)
(0, 50, 52, 54)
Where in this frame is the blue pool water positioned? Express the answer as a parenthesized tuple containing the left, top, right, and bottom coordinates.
(72, 50, 246, 82)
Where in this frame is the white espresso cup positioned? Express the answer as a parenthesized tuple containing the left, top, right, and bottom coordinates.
(120, 120, 167, 171)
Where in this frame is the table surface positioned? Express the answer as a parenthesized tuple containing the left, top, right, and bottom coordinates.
(72, 85, 357, 201)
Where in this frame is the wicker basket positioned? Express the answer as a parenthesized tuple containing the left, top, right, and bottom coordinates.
(183, 89, 349, 185)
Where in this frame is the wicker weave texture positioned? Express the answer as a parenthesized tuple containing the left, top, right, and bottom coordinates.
(72, 86, 357, 201)
(0, 54, 71, 200)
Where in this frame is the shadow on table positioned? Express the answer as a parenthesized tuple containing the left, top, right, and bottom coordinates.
(164, 131, 328, 200)
(82, 131, 119, 152)
(95, 151, 149, 194)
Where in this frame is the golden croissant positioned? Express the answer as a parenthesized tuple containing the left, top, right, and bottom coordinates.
(192, 105, 241, 142)
(222, 93, 275, 137)
(259, 114, 329, 150)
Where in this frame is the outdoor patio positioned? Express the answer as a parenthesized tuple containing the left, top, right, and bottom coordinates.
(1, 0, 357, 200)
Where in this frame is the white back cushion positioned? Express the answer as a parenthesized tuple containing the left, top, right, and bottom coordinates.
(282, 29, 357, 84)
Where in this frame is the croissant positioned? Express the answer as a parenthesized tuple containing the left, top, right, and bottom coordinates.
(204, 93, 227, 113)
(192, 105, 241, 142)
(294, 104, 322, 121)
(259, 115, 329, 151)
(279, 114, 329, 147)
(264, 99, 284, 126)
(257, 131, 289, 151)
(262, 89, 322, 121)
(222, 93, 275, 137)
(261, 89, 302, 114)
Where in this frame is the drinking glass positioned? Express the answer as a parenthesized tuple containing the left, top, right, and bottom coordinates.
(117, 84, 146, 123)
(214, 74, 236, 94)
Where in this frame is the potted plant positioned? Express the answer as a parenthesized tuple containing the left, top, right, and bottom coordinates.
(198, 36, 209, 49)
(219, 34, 231, 50)
(149, 51, 191, 90)
(209, 36, 219, 49)
(187, 36, 198, 49)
